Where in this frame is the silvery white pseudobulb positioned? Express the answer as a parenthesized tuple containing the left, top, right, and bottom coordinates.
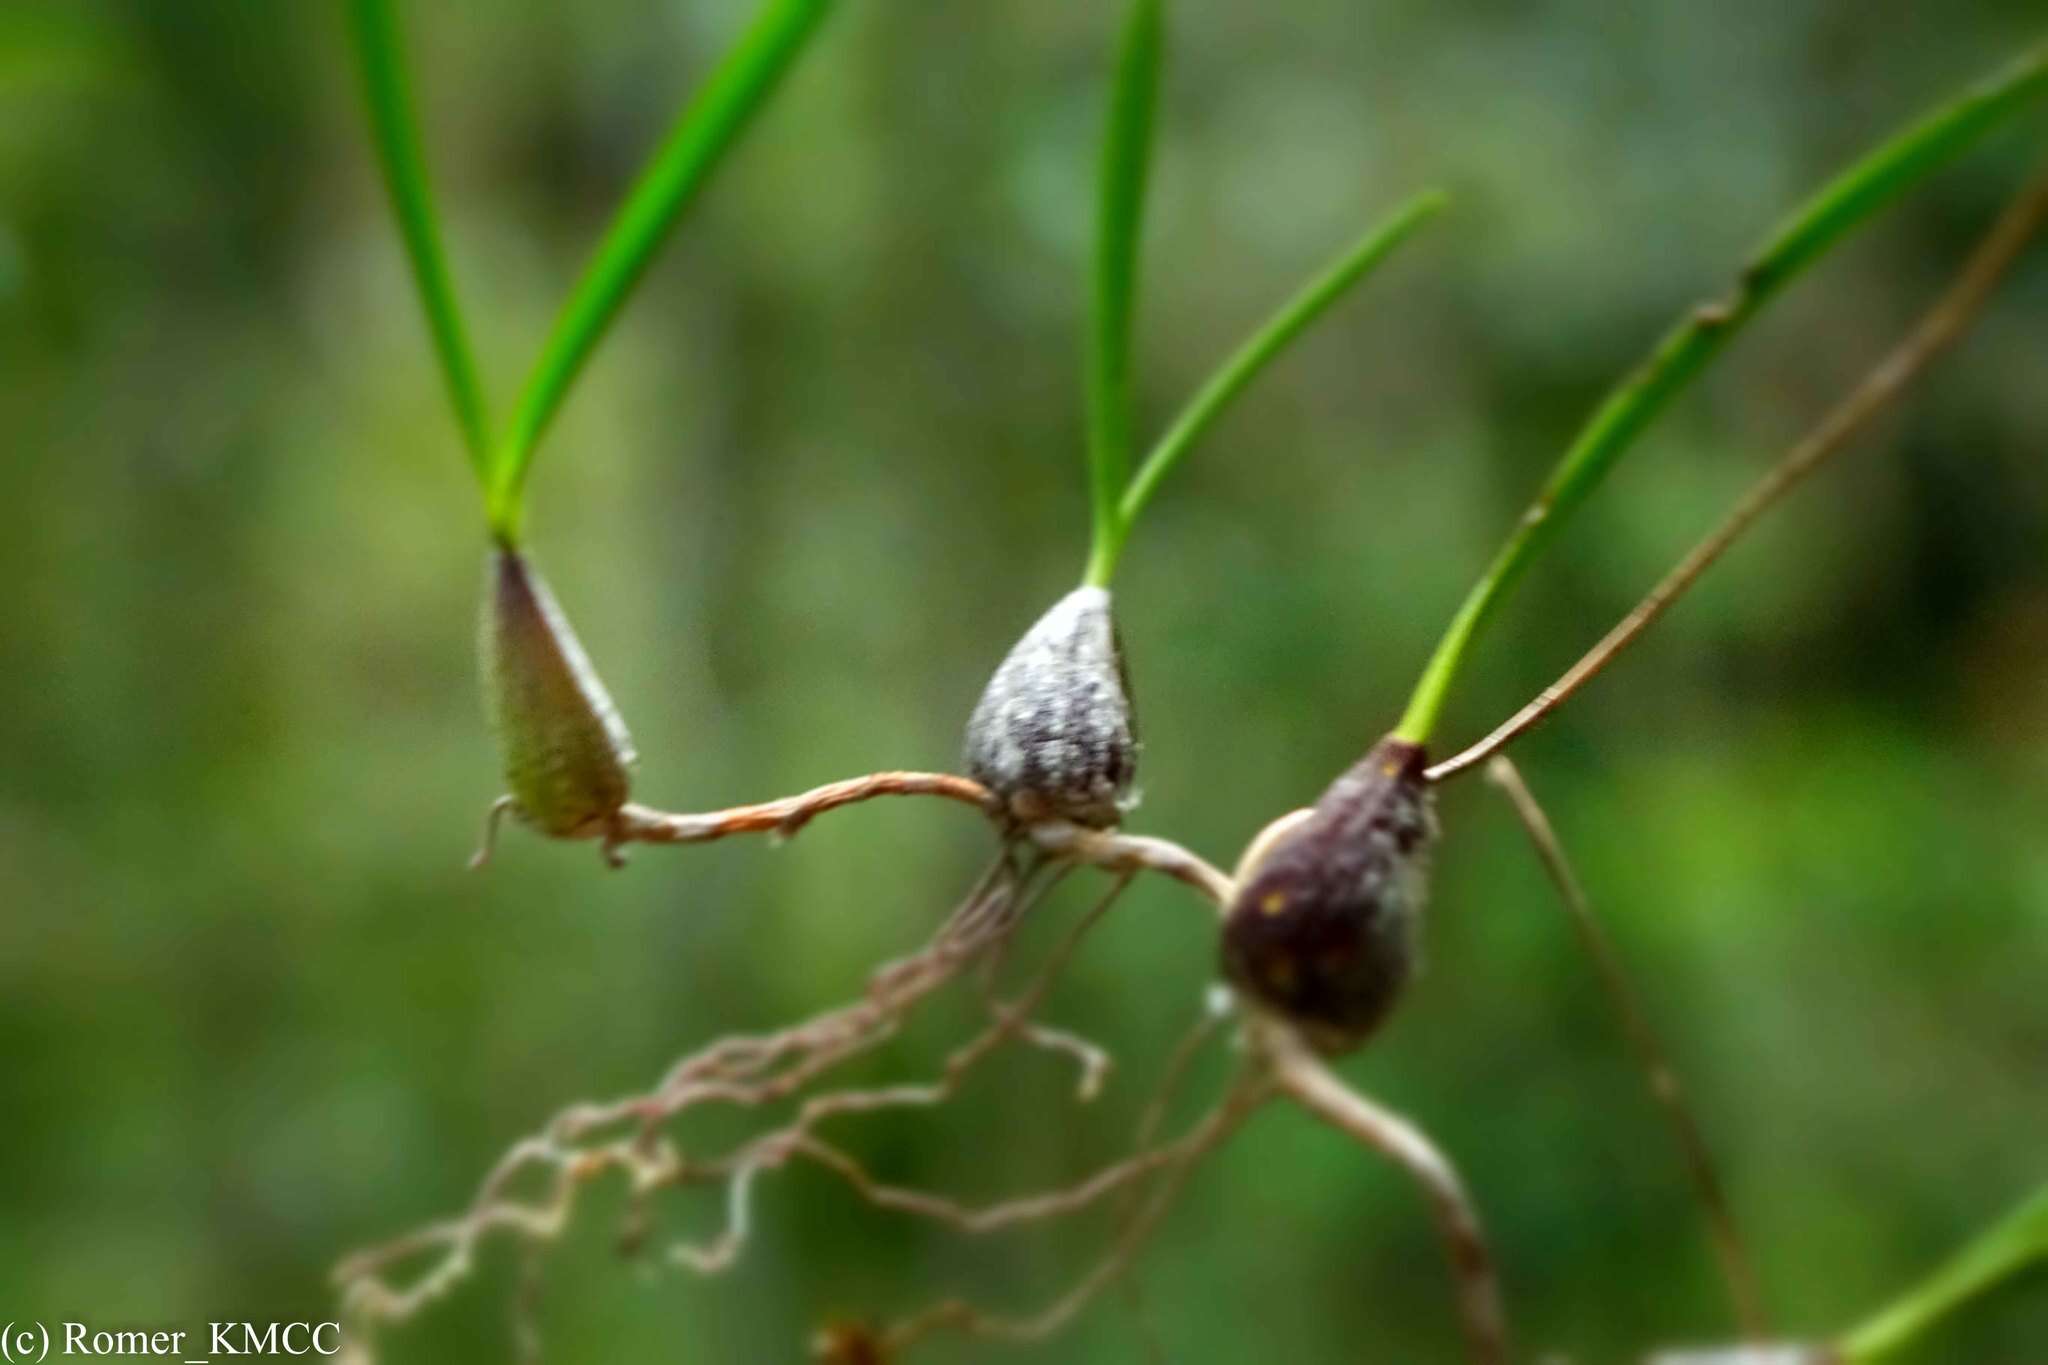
(963, 586, 1138, 828)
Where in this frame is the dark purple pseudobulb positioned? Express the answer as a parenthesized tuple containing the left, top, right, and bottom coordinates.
(1222, 736, 1437, 1054)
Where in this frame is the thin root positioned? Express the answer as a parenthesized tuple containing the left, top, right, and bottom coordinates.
(1262, 1021, 1510, 1365)
(335, 856, 1157, 1353)
(470, 795, 516, 870)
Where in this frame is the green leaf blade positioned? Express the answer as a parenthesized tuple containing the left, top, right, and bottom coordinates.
(1101, 188, 1448, 579)
(1395, 41, 2048, 746)
(347, 0, 491, 486)
(488, 0, 837, 543)
(1750, 45, 2048, 297)
(1082, 0, 1165, 588)
(1839, 1180, 2048, 1363)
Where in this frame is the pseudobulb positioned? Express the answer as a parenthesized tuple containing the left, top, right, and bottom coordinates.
(480, 547, 637, 842)
(1220, 736, 1438, 1054)
(963, 586, 1138, 828)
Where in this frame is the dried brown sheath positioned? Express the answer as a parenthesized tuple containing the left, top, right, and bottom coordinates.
(1222, 736, 1437, 1053)
(480, 547, 636, 841)
(963, 586, 1138, 828)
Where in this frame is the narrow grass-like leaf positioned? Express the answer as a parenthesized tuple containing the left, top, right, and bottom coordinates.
(1837, 1179, 2048, 1362)
(1087, 188, 1447, 583)
(1082, 0, 1164, 587)
(1395, 42, 2048, 745)
(347, 0, 491, 484)
(488, 0, 835, 543)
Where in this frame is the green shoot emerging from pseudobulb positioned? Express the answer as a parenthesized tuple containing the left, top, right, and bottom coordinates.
(1223, 43, 2048, 1054)
(963, 0, 1445, 830)
(348, 0, 836, 864)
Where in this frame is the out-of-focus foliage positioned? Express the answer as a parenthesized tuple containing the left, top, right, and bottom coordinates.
(2, 1, 2045, 1362)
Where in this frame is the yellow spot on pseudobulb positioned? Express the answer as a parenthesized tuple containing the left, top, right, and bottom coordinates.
(1261, 891, 1288, 915)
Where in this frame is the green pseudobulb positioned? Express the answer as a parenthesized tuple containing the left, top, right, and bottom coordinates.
(480, 547, 636, 842)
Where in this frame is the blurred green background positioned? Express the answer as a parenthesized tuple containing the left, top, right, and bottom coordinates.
(4, 1, 2047, 1360)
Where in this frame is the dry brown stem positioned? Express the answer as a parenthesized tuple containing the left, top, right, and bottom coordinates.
(581, 766, 1234, 910)
(1488, 755, 1771, 1339)
(1428, 169, 2048, 783)
(614, 771, 997, 844)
